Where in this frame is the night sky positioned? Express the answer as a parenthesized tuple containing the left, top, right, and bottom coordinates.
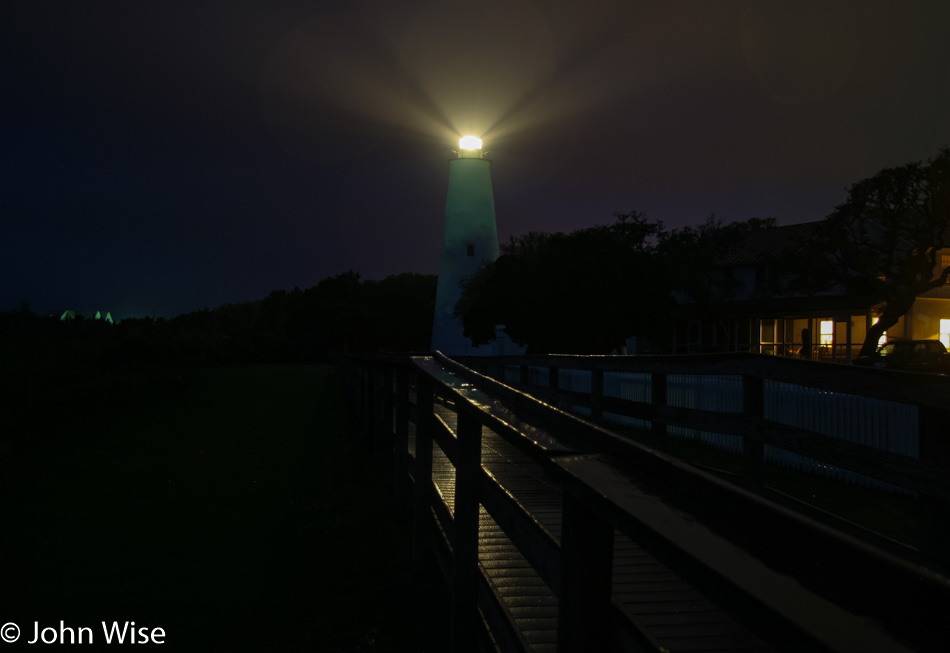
(4, 1, 950, 319)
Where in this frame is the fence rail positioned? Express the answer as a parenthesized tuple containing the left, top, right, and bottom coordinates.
(463, 353, 949, 501)
(344, 352, 950, 653)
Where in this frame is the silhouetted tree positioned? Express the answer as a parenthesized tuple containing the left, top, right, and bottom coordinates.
(363, 273, 437, 352)
(658, 215, 777, 348)
(801, 149, 950, 357)
(311, 270, 371, 353)
(659, 215, 777, 303)
(283, 270, 436, 356)
(456, 212, 671, 354)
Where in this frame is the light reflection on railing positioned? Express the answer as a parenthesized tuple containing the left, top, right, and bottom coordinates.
(604, 371, 651, 430)
(666, 374, 744, 454)
(493, 361, 921, 495)
(764, 381, 918, 494)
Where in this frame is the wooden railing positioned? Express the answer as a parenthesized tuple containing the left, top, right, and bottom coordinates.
(459, 353, 950, 508)
(343, 352, 950, 653)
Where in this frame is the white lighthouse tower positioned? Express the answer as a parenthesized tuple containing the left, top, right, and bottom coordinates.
(430, 136, 500, 354)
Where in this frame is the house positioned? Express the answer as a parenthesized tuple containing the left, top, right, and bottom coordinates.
(49, 310, 115, 324)
(671, 222, 950, 361)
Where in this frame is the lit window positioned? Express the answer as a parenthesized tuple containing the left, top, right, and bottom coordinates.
(941, 319, 950, 348)
(819, 320, 833, 346)
(872, 317, 887, 348)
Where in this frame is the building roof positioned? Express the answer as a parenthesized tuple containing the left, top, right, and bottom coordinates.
(675, 292, 880, 319)
(716, 222, 819, 266)
(48, 309, 115, 323)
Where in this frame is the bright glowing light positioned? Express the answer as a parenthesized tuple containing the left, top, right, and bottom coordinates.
(819, 319, 833, 346)
(459, 135, 483, 150)
(873, 317, 887, 348)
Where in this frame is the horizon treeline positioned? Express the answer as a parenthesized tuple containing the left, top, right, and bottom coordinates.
(1, 271, 436, 441)
(3, 270, 437, 366)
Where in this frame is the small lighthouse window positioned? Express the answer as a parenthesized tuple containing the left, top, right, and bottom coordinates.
(466, 244, 475, 257)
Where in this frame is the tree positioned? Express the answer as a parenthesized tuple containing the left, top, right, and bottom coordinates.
(362, 273, 437, 352)
(658, 214, 777, 304)
(455, 212, 672, 354)
(657, 215, 777, 349)
(806, 149, 950, 357)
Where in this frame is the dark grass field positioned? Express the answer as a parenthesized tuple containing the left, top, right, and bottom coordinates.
(3, 365, 449, 651)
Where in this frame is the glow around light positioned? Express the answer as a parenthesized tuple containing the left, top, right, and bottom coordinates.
(459, 135, 483, 150)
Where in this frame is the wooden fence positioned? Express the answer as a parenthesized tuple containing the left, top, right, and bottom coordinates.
(344, 351, 950, 653)
(461, 353, 949, 500)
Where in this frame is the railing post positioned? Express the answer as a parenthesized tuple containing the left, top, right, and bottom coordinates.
(591, 368, 604, 422)
(361, 362, 373, 451)
(548, 365, 561, 410)
(742, 374, 765, 484)
(379, 364, 394, 466)
(370, 363, 386, 463)
(918, 405, 950, 565)
(412, 373, 435, 574)
(557, 491, 613, 652)
(651, 372, 667, 451)
(393, 365, 409, 511)
(450, 408, 483, 653)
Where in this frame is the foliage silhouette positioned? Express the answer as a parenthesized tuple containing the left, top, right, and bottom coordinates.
(799, 148, 950, 357)
(455, 211, 673, 354)
(455, 212, 778, 354)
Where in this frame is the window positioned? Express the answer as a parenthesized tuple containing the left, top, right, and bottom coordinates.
(819, 320, 834, 346)
(940, 319, 950, 348)
(466, 243, 475, 257)
(759, 319, 776, 355)
(872, 317, 887, 348)
(759, 319, 775, 343)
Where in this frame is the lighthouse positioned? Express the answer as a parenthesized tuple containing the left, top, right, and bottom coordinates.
(430, 136, 500, 354)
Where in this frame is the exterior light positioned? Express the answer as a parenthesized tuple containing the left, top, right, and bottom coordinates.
(459, 135, 482, 150)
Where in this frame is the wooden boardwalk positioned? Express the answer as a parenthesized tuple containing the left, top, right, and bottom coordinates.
(349, 352, 950, 652)
(419, 404, 772, 653)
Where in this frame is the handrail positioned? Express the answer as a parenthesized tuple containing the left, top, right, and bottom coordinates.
(343, 352, 950, 653)
(457, 353, 950, 506)
(457, 351, 950, 408)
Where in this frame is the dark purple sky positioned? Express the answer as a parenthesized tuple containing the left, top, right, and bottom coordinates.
(3, 1, 949, 318)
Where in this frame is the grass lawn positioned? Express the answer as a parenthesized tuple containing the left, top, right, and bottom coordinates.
(4, 365, 448, 651)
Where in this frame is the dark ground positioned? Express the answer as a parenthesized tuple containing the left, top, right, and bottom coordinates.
(2, 364, 449, 651)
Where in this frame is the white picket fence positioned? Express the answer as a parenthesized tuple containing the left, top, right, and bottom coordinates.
(764, 381, 917, 494)
(505, 366, 918, 494)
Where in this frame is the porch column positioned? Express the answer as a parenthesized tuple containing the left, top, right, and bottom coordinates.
(846, 317, 853, 363)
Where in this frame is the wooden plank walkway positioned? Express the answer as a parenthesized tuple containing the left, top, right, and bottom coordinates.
(349, 353, 950, 652)
(411, 403, 774, 652)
